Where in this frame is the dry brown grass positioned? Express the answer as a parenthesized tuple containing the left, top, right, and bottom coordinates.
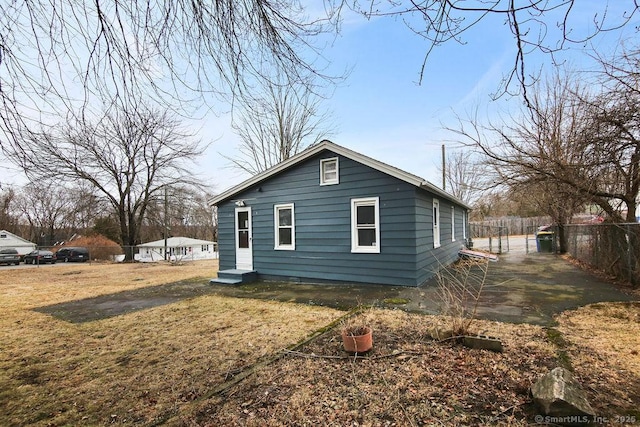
(1, 260, 220, 309)
(0, 261, 342, 426)
(1, 262, 639, 426)
(557, 302, 640, 417)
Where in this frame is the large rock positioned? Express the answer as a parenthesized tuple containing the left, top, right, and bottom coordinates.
(531, 367, 595, 421)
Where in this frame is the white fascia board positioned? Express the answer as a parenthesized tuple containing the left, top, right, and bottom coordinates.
(208, 140, 472, 210)
(208, 142, 329, 206)
(419, 181, 473, 210)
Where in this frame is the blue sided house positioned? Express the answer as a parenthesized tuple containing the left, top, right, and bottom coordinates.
(209, 140, 471, 286)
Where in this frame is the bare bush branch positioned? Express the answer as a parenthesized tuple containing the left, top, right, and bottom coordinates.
(436, 258, 490, 336)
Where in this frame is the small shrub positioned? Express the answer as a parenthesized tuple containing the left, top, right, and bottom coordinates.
(435, 258, 490, 336)
(54, 234, 123, 261)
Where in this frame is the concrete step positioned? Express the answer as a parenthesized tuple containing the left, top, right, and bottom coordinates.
(210, 269, 258, 285)
(210, 277, 242, 285)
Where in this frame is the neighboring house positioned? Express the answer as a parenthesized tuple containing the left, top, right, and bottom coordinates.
(0, 230, 37, 256)
(209, 140, 471, 286)
(136, 237, 218, 262)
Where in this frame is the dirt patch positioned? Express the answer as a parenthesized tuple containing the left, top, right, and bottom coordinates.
(34, 279, 220, 323)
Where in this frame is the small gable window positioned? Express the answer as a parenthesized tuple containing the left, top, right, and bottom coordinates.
(320, 157, 339, 185)
(274, 203, 295, 250)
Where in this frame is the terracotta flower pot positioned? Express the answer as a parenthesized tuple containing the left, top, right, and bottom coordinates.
(341, 326, 373, 353)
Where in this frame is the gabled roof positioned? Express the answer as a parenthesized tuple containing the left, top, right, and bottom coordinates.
(0, 230, 36, 247)
(137, 237, 215, 248)
(209, 140, 471, 209)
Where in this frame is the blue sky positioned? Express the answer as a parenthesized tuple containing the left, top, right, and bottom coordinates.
(203, 2, 640, 194)
(2, 2, 638, 195)
(206, 9, 517, 191)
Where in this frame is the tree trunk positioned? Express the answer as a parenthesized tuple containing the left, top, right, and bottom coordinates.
(556, 223, 568, 254)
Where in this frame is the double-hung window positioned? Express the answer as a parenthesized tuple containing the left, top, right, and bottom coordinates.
(274, 203, 295, 250)
(433, 199, 441, 248)
(462, 210, 467, 240)
(351, 197, 380, 253)
(451, 206, 456, 242)
(320, 157, 339, 185)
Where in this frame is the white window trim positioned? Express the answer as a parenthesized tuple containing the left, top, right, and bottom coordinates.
(320, 157, 339, 185)
(462, 210, 467, 240)
(451, 205, 456, 242)
(351, 197, 380, 253)
(433, 199, 441, 248)
(274, 203, 295, 250)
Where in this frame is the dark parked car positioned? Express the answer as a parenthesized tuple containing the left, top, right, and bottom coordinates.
(0, 248, 21, 265)
(55, 247, 90, 262)
(24, 250, 56, 264)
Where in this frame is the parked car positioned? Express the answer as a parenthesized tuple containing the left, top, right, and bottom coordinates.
(23, 250, 56, 264)
(0, 248, 21, 265)
(55, 247, 90, 262)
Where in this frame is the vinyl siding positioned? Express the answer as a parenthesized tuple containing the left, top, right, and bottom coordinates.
(414, 192, 465, 285)
(217, 149, 468, 286)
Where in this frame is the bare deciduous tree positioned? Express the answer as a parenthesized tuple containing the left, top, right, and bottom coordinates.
(13, 184, 76, 246)
(447, 72, 601, 251)
(227, 78, 333, 174)
(0, 188, 19, 232)
(0, 1, 335, 149)
(438, 148, 485, 205)
(65, 183, 110, 231)
(449, 51, 640, 237)
(583, 45, 640, 222)
(142, 186, 216, 242)
(7, 104, 206, 259)
(512, 181, 585, 252)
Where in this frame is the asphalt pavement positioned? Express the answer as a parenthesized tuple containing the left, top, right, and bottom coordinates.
(209, 235, 636, 326)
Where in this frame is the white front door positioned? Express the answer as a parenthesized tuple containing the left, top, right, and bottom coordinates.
(235, 207, 253, 270)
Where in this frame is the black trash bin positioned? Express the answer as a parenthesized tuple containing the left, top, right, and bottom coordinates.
(535, 231, 554, 253)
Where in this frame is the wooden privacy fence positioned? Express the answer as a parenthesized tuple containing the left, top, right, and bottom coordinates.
(563, 223, 639, 288)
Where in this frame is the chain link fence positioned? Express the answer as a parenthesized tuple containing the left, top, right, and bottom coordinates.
(564, 223, 639, 288)
(469, 223, 510, 254)
(28, 244, 219, 264)
(470, 216, 552, 237)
